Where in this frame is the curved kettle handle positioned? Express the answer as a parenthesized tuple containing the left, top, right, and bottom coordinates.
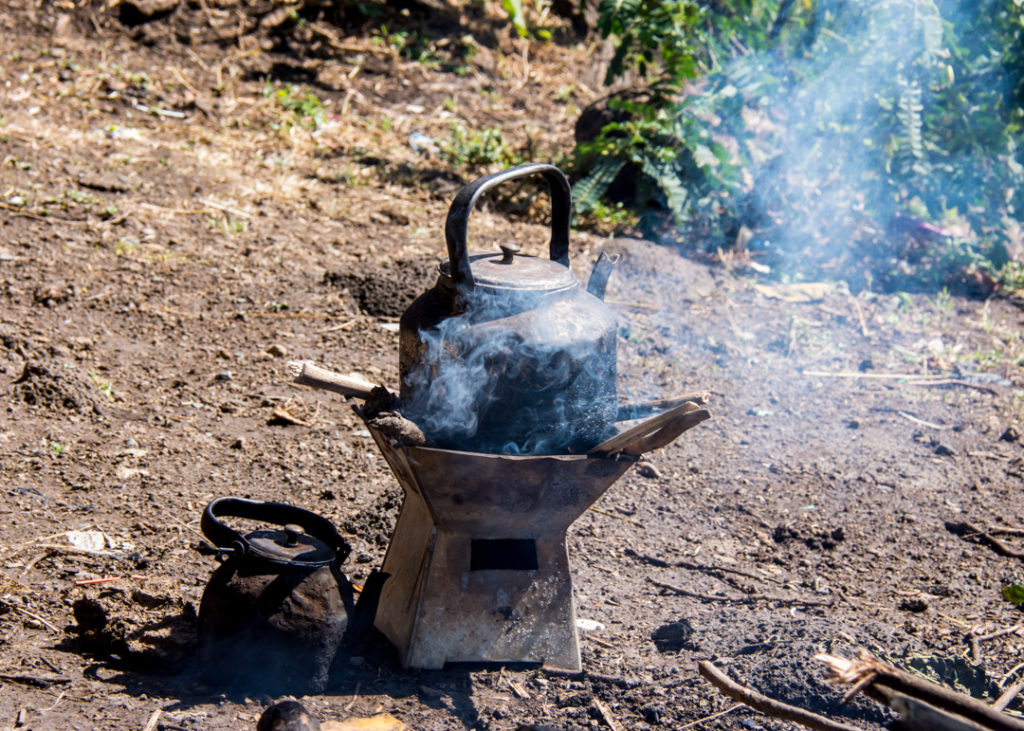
(445, 162, 572, 294)
(201, 497, 350, 565)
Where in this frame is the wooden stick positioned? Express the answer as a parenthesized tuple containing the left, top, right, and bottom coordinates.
(142, 709, 163, 731)
(678, 704, 744, 730)
(647, 577, 832, 607)
(0, 673, 71, 688)
(948, 522, 1024, 559)
(590, 402, 709, 457)
(804, 372, 1000, 394)
(8, 604, 61, 634)
(849, 294, 872, 337)
(625, 548, 785, 585)
(1001, 661, 1024, 687)
(803, 369, 941, 380)
(886, 692, 992, 731)
(698, 661, 863, 731)
(908, 379, 1000, 396)
(588, 506, 644, 527)
(817, 652, 1024, 731)
(287, 361, 379, 399)
(616, 393, 710, 421)
(592, 698, 623, 731)
(994, 677, 1024, 712)
(969, 624, 1024, 665)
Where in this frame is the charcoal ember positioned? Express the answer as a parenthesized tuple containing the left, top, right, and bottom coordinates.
(362, 385, 399, 419)
(651, 618, 695, 653)
(368, 412, 427, 446)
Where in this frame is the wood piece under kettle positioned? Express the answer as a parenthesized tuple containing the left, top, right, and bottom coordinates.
(287, 360, 427, 446)
(589, 400, 711, 458)
(287, 360, 378, 400)
(615, 392, 710, 421)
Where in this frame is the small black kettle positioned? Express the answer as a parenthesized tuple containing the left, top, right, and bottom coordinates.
(196, 497, 385, 694)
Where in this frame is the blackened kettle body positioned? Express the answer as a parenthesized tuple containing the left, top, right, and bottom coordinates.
(196, 498, 383, 694)
(399, 163, 618, 455)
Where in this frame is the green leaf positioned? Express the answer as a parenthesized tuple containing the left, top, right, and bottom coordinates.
(501, 0, 528, 38)
(1003, 584, 1024, 605)
(573, 157, 626, 215)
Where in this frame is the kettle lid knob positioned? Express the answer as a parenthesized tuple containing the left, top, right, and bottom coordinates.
(499, 243, 521, 264)
(283, 524, 304, 547)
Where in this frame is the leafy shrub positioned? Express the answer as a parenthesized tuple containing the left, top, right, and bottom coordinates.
(574, 0, 1024, 292)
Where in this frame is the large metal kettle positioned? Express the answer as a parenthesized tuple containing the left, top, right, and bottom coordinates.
(196, 498, 385, 694)
(399, 163, 618, 455)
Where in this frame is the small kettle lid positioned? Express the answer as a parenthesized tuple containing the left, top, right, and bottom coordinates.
(246, 524, 337, 566)
(201, 497, 350, 568)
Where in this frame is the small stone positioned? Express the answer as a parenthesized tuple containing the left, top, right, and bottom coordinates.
(899, 597, 928, 613)
(231, 438, 245, 450)
(256, 700, 320, 731)
(638, 462, 662, 479)
(999, 426, 1020, 443)
(933, 443, 957, 457)
(266, 343, 288, 357)
(215, 371, 232, 381)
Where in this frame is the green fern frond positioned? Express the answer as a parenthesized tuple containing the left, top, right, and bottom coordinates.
(898, 82, 925, 160)
(573, 157, 626, 214)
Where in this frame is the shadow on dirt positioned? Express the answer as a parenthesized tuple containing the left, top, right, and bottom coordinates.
(62, 619, 497, 729)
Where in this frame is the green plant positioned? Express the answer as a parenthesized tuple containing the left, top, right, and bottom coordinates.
(574, 0, 1024, 293)
(114, 239, 137, 256)
(1003, 584, 1024, 606)
(88, 371, 114, 399)
(928, 286, 953, 313)
(441, 124, 523, 171)
(501, 0, 553, 40)
(209, 217, 246, 236)
(264, 82, 327, 130)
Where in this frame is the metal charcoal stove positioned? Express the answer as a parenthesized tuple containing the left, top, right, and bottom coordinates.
(363, 403, 707, 670)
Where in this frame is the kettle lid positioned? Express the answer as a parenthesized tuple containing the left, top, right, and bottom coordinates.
(440, 243, 578, 296)
(245, 525, 337, 566)
(200, 497, 350, 569)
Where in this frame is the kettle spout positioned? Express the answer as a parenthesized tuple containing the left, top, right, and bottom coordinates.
(586, 251, 619, 301)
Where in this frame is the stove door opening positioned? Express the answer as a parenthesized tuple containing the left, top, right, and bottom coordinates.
(470, 538, 539, 571)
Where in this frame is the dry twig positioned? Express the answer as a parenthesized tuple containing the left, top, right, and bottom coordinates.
(817, 651, 1024, 731)
(678, 704, 745, 730)
(994, 677, 1024, 713)
(698, 661, 862, 731)
(646, 577, 832, 607)
(142, 709, 163, 731)
(591, 698, 622, 731)
(625, 547, 785, 585)
(947, 522, 1024, 559)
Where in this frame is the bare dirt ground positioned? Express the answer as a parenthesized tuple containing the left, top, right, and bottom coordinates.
(3, 2, 1024, 730)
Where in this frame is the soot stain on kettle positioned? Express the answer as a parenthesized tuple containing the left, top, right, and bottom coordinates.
(400, 288, 617, 455)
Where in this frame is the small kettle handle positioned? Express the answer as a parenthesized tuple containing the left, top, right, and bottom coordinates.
(201, 497, 351, 566)
(445, 162, 572, 294)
